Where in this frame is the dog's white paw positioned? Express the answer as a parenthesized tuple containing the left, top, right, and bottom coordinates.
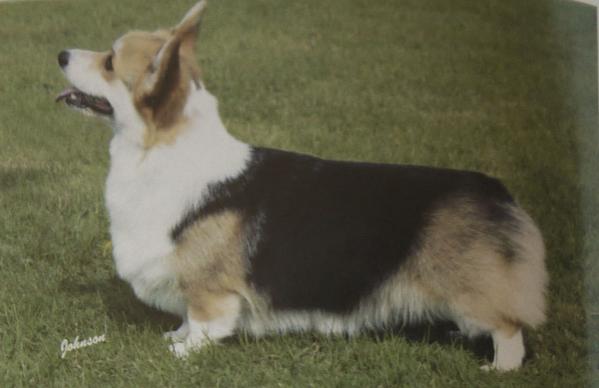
(163, 330, 179, 341)
(168, 337, 206, 358)
(480, 363, 520, 372)
(163, 330, 186, 342)
(169, 342, 190, 358)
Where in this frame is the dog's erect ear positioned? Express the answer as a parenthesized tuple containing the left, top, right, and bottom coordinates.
(176, 0, 207, 54)
(136, 1, 206, 128)
(175, 0, 206, 82)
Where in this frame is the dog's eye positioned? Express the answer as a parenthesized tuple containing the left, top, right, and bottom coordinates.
(105, 55, 114, 72)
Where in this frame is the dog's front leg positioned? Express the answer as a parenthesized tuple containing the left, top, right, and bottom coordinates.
(168, 293, 241, 358)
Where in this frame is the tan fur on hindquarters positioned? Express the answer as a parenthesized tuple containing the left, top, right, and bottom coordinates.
(402, 198, 547, 332)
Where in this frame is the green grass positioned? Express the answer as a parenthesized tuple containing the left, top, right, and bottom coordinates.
(0, 0, 597, 386)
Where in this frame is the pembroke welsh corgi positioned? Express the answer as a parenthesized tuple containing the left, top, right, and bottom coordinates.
(57, 1, 548, 371)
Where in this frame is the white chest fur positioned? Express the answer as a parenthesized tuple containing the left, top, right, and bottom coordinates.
(104, 88, 250, 316)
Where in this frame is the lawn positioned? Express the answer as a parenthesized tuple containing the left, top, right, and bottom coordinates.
(0, 0, 597, 386)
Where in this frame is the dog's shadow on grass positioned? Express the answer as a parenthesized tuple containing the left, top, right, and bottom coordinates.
(389, 323, 536, 365)
(60, 276, 179, 334)
(61, 276, 505, 364)
(0, 168, 48, 188)
(378, 321, 494, 363)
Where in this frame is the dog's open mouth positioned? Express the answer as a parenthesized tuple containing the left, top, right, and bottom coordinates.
(56, 87, 113, 116)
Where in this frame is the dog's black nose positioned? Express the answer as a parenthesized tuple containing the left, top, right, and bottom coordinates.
(58, 51, 70, 68)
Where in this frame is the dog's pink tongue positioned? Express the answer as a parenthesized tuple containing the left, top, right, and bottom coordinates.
(55, 87, 78, 102)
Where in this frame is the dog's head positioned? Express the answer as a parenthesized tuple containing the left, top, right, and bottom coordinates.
(57, 1, 206, 145)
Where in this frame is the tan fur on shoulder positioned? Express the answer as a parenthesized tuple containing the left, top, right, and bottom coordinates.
(172, 211, 248, 321)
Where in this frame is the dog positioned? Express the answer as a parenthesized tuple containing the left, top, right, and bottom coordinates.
(56, 1, 548, 371)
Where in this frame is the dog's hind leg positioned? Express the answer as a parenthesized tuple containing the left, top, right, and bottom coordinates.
(486, 326, 525, 371)
(453, 311, 527, 371)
